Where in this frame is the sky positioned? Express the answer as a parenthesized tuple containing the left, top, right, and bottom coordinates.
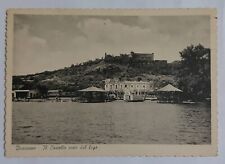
(13, 15, 210, 75)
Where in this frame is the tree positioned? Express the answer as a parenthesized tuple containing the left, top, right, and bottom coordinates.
(177, 44, 210, 100)
(36, 84, 48, 98)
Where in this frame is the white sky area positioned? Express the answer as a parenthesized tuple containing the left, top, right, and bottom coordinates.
(13, 15, 210, 75)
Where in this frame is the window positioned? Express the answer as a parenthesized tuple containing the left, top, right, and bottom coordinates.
(131, 85, 133, 87)
(125, 85, 127, 88)
(115, 85, 117, 89)
(143, 85, 145, 88)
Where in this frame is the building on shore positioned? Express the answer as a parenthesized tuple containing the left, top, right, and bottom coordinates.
(47, 90, 62, 98)
(12, 90, 39, 100)
(78, 86, 108, 103)
(156, 84, 183, 103)
(104, 79, 154, 100)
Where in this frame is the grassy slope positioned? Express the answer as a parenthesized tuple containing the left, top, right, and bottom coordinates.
(13, 59, 178, 91)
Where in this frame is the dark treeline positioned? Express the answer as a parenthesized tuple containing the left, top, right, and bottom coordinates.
(13, 44, 210, 101)
(177, 44, 210, 101)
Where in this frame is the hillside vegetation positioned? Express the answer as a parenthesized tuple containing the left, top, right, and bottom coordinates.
(13, 44, 210, 101)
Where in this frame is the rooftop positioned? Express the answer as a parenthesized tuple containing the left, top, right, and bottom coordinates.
(157, 84, 183, 92)
(79, 86, 106, 92)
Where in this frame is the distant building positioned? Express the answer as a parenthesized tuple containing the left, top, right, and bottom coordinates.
(12, 90, 39, 99)
(105, 79, 153, 92)
(104, 51, 155, 63)
(78, 86, 107, 103)
(47, 90, 62, 97)
(156, 84, 183, 103)
(60, 91, 76, 97)
(104, 79, 154, 99)
(130, 51, 154, 61)
(154, 60, 167, 66)
(103, 51, 168, 71)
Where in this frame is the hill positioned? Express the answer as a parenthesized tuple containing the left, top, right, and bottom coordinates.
(12, 44, 211, 101)
(13, 53, 179, 93)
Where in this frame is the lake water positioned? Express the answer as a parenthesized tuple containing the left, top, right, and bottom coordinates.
(12, 101, 211, 144)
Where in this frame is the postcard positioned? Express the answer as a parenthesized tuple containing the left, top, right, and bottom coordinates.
(5, 9, 217, 157)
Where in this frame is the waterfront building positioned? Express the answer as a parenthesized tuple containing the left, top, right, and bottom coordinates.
(12, 90, 39, 100)
(104, 79, 153, 100)
(47, 90, 62, 97)
(78, 86, 108, 103)
(60, 91, 76, 97)
(156, 84, 183, 103)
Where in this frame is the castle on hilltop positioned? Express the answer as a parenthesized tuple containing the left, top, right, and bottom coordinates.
(104, 51, 167, 68)
(104, 51, 154, 62)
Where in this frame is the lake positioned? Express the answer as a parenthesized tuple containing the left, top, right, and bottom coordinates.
(12, 101, 211, 144)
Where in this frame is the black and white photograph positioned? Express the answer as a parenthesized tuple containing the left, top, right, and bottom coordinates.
(5, 9, 217, 156)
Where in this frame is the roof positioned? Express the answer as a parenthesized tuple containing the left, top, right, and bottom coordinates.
(124, 81, 148, 84)
(105, 79, 149, 84)
(79, 86, 106, 92)
(13, 90, 30, 92)
(157, 84, 183, 92)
